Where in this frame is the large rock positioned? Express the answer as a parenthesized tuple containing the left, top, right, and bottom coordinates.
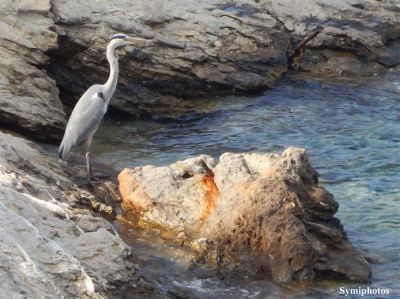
(118, 148, 371, 283)
(0, 0, 66, 142)
(47, 0, 400, 118)
(48, 0, 289, 118)
(0, 131, 164, 298)
(2, 0, 399, 126)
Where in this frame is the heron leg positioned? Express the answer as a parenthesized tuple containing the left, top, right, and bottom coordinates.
(86, 152, 93, 184)
(85, 135, 94, 184)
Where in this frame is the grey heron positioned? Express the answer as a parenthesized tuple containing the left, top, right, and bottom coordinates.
(58, 33, 151, 185)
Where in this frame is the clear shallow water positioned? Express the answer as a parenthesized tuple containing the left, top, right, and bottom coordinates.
(93, 71, 400, 298)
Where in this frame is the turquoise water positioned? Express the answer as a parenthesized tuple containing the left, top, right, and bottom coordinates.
(94, 71, 400, 298)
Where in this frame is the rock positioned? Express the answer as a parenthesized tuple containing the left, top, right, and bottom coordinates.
(1, 0, 399, 128)
(118, 147, 371, 283)
(265, 0, 400, 75)
(0, 131, 164, 298)
(0, 0, 66, 142)
(2, 0, 398, 126)
(48, 0, 290, 118)
(119, 155, 216, 235)
(46, 0, 400, 119)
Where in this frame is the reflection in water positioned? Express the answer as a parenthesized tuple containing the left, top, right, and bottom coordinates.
(93, 71, 400, 298)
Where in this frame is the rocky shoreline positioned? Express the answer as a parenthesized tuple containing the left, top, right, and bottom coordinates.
(0, 131, 167, 297)
(2, 0, 400, 143)
(0, 0, 397, 297)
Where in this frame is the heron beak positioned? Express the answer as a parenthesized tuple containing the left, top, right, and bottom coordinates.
(126, 37, 153, 46)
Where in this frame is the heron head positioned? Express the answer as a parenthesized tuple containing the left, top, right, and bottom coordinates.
(109, 33, 152, 48)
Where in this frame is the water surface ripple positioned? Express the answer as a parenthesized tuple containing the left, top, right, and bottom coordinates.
(94, 71, 400, 298)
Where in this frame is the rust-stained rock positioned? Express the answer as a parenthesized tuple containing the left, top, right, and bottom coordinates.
(118, 155, 216, 235)
(118, 147, 371, 283)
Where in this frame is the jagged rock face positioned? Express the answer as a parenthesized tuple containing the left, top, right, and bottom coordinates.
(0, 131, 164, 298)
(1, 0, 400, 137)
(48, 0, 289, 118)
(47, 0, 400, 118)
(266, 0, 400, 74)
(203, 149, 369, 282)
(0, 0, 66, 142)
(118, 148, 371, 283)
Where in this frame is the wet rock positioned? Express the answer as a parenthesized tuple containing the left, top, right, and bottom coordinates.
(0, 0, 66, 142)
(118, 147, 371, 283)
(0, 131, 164, 298)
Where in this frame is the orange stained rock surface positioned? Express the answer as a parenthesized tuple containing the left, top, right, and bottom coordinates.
(118, 167, 219, 228)
(198, 172, 219, 224)
(118, 169, 153, 213)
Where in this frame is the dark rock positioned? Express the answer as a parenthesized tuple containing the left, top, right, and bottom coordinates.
(0, 0, 66, 143)
(45, 0, 400, 119)
(48, 0, 289, 117)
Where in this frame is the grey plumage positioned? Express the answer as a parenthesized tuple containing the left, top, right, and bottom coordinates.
(59, 86, 106, 159)
(58, 34, 152, 184)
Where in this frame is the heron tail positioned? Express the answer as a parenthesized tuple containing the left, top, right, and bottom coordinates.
(58, 143, 66, 159)
(58, 139, 72, 160)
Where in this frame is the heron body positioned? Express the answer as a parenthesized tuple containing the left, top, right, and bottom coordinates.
(58, 85, 106, 159)
(58, 33, 150, 184)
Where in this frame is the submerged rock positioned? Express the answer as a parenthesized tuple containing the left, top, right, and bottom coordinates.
(118, 148, 371, 283)
(0, 131, 164, 298)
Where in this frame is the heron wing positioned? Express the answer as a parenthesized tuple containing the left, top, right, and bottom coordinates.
(59, 86, 108, 158)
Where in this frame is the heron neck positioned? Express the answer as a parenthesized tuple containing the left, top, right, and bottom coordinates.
(104, 46, 119, 103)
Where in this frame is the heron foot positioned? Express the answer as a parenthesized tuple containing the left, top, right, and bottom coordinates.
(92, 172, 111, 179)
(86, 172, 98, 183)
(86, 173, 105, 186)
(86, 178, 94, 188)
